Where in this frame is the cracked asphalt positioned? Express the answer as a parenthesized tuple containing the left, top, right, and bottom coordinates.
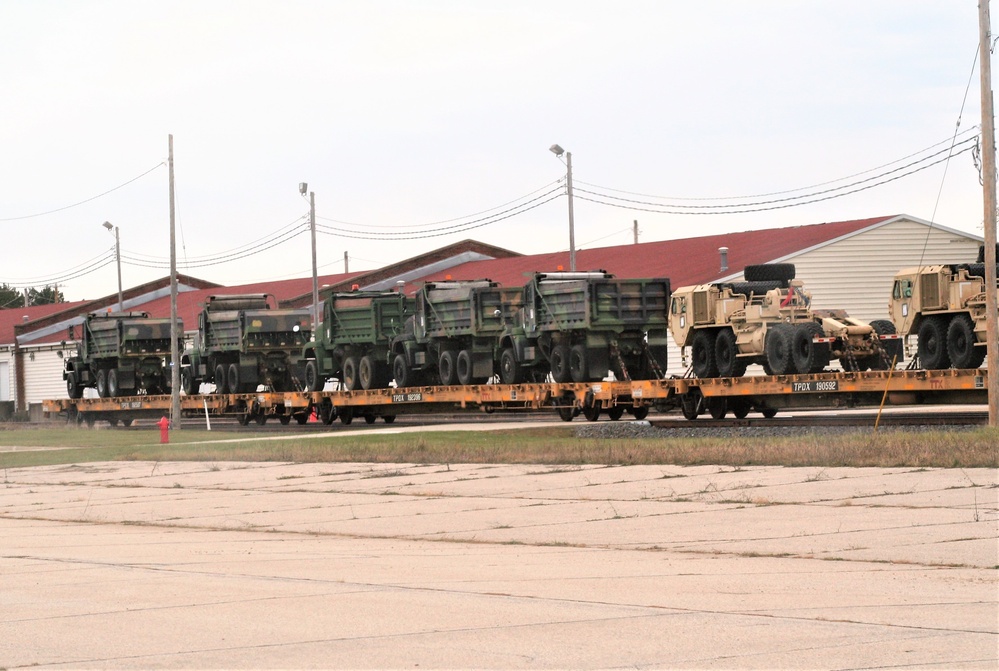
(1, 459, 996, 669)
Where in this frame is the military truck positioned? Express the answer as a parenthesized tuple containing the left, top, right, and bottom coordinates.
(390, 280, 524, 387)
(669, 264, 901, 379)
(180, 294, 311, 394)
(498, 271, 670, 384)
(302, 288, 413, 392)
(889, 249, 997, 369)
(64, 311, 182, 398)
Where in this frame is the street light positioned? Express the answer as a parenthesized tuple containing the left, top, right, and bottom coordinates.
(549, 144, 576, 271)
(299, 183, 320, 332)
(102, 221, 123, 310)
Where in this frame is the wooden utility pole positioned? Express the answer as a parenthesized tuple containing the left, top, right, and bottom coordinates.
(169, 135, 182, 429)
(979, 0, 998, 426)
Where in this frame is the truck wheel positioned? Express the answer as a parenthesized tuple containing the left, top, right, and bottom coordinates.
(181, 368, 195, 395)
(499, 348, 523, 384)
(342, 356, 360, 391)
(96, 369, 108, 398)
(714, 329, 747, 377)
(744, 263, 795, 283)
(456, 350, 475, 385)
(550, 345, 572, 383)
(438, 350, 457, 385)
(917, 316, 951, 369)
(869, 319, 903, 368)
(214, 364, 228, 394)
(393, 354, 413, 389)
(569, 344, 589, 382)
(765, 324, 796, 375)
(107, 369, 120, 398)
(691, 330, 719, 378)
(947, 314, 984, 369)
(66, 372, 82, 399)
(304, 360, 322, 392)
(359, 355, 379, 390)
(228, 364, 243, 394)
(791, 322, 829, 374)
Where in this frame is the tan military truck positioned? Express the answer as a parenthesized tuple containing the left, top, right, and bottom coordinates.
(889, 250, 995, 369)
(669, 264, 901, 380)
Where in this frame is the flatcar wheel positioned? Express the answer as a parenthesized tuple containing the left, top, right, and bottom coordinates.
(582, 400, 601, 422)
(339, 407, 354, 425)
(606, 406, 625, 421)
(630, 406, 649, 421)
(382, 415, 396, 424)
(760, 407, 778, 418)
(279, 415, 291, 425)
(237, 412, 251, 426)
(707, 398, 727, 420)
(364, 414, 377, 424)
(730, 399, 751, 419)
(254, 413, 267, 426)
(319, 400, 336, 425)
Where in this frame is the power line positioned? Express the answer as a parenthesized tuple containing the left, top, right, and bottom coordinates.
(576, 145, 974, 215)
(0, 163, 166, 222)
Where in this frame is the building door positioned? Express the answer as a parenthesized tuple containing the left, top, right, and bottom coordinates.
(0, 361, 9, 401)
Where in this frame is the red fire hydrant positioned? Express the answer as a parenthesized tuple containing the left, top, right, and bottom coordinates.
(156, 416, 170, 444)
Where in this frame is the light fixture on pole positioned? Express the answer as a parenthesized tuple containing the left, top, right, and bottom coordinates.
(299, 182, 320, 332)
(549, 144, 576, 271)
(102, 221, 123, 311)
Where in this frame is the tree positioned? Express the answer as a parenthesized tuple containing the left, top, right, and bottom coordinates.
(0, 284, 24, 309)
(26, 285, 64, 307)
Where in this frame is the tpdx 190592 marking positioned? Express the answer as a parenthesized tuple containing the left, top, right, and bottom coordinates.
(791, 380, 839, 393)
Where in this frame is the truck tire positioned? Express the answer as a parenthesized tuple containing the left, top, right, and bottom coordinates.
(181, 367, 196, 395)
(228, 363, 243, 394)
(791, 322, 830, 374)
(918, 316, 951, 369)
(691, 330, 719, 378)
(304, 360, 323, 392)
(947, 314, 984, 369)
(359, 355, 383, 390)
(499, 347, 523, 384)
(765, 324, 796, 375)
(66, 372, 82, 399)
(744, 263, 795, 283)
(342, 356, 360, 391)
(96, 369, 108, 398)
(714, 329, 747, 378)
(438, 350, 457, 386)
(456, 350, 475, 385)
(550, 345, 572, 383)
(569, 344, 589, 382)
(107, 369, 120, 397)
(393, 354, 414, 389)
(214, 364, 228, 394)
(869, 319, 903, 367)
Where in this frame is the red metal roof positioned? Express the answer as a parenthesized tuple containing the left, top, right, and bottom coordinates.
(404, 217, 896, 290)
(0, 301, 89, 345)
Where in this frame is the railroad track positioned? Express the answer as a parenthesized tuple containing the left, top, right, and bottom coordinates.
(649, 411, 987, 429)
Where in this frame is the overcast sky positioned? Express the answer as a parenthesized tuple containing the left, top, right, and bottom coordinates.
(0, 1, 990, 301)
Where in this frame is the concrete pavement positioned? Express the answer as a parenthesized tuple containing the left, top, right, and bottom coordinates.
(1, 459, 996, 669)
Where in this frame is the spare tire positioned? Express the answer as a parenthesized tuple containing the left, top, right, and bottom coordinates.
(744, 263, 795, 283)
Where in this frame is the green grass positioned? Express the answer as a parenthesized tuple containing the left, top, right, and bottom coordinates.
(0, 424, 996, 470)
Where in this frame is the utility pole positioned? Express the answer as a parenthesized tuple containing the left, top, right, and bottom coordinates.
(566, 151, 576, 271)
(168, 135, 182, 429)
(310, 191, 319, 332)
(980, 0, 998, 427)
(344, 251, 349, 274)
(633, 220, 639, 245)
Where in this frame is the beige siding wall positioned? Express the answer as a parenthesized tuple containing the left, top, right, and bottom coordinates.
(23, 347, 70, 404)
(788, 219, 981, 322)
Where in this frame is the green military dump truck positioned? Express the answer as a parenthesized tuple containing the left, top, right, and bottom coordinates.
(302, 289, 413, 392)
(390, 280, 525, 387)
(64, 311, 182, 398)
(180, 294, 311, 394)
(511, 271, 670, 384)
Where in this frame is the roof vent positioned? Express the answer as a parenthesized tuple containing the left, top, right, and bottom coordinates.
(719, 247, 729, 273)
